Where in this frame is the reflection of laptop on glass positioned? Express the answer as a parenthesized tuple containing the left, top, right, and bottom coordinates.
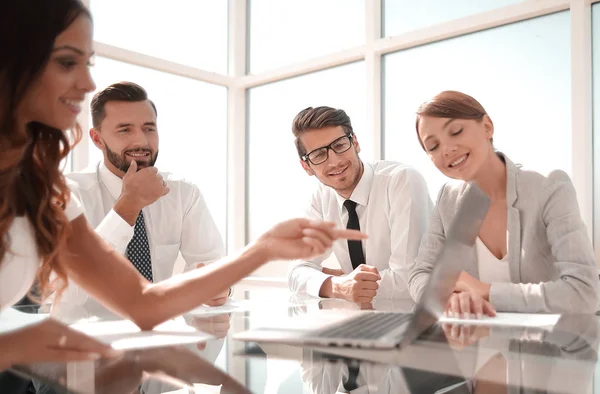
(235, 183, 490, 350)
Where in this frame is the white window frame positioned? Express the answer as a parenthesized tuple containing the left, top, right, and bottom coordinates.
(76, 0, 600, 274)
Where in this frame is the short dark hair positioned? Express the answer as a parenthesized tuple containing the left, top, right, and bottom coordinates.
(291, 106, 353, 158)
(91, 81, 157, 128)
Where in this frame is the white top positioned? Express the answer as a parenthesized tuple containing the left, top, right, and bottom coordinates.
(475, 237, 510, 283)
(288, 161, 432, 300)
(0, 196, 83, 311)
(57, 162, 225, 317)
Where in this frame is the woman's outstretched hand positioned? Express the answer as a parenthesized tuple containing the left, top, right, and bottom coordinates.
(255, 218, 367, 261)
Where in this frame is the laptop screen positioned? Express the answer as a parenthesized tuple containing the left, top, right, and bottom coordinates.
(403, 182, 490, 344)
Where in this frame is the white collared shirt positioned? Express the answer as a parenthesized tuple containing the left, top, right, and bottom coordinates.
(301, 349, 410, 393)
(288, 161, 433, 300)
(57, 162, 225, 315)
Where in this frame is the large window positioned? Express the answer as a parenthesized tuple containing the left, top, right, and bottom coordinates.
(383, 0, 525, 37)
(90, 57, 228, 242)
(91, 0, 228, 74)
(248, 0, 365, 73)
(383, 12, 570, 198)
(80, 1, 598, 277)
(247, 62, 368, 275)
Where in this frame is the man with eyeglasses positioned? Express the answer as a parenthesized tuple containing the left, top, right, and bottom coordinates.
(288, 106, 432, 304)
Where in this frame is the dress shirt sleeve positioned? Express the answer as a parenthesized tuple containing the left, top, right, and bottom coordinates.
(408, 184, 447, 303)
(55, 182, 133, 310)
(288, 190, 334, 297)
(67, 180, 134, 255)
(489, 171, 599, 313)
(179, 185, 226, 272)
(95, 209, 135, 255)
(376, 168, 433, 299)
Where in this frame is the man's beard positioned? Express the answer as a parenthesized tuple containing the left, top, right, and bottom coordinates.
(104, 142, 158, 173)
(332, 161, 363, 195)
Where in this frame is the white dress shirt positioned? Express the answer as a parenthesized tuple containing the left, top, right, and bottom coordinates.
(0, 196, 83, 311)
(288, 161, 432, 300)
(301, 348, 411, 393)
(57, 162, 225, 317)
(302, 360, 409, 393)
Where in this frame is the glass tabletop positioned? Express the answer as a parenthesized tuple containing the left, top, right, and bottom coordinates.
(2, 289, 599, 393)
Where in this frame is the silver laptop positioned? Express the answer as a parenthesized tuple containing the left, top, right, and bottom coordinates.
(235, 182, 490, 350)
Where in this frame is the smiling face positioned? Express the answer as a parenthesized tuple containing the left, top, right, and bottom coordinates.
(91, 100, 159, 176)
(299, 125, 363, 197)
(18, 15, 95, 130)
(417, 115, 495, 181)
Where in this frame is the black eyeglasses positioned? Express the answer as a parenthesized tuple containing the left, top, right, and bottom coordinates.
(302, 133, 354, 165)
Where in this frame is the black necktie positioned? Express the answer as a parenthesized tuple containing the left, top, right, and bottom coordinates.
(343, 362, 360, 392)
(343, 200, 365, 269)
(126, 212, 153, 282)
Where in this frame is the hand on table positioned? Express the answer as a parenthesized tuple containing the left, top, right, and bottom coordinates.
(330, 264, 380, 303)
(444, 291, 496, 320)
(454, 271, 491, 301)
(0, 319, 121, 370)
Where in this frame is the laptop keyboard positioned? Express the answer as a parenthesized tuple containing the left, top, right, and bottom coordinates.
(315, 312, 412, 340)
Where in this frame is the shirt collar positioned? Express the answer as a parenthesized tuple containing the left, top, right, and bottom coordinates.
(98, 162, 123, 200)
(334, 162, 374, 212)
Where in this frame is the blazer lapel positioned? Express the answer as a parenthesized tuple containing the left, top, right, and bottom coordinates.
(503, 154, 522, 283)
(455, 185, 480, 278)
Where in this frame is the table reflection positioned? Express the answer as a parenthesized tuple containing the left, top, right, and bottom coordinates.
(4, 291, 600, 394)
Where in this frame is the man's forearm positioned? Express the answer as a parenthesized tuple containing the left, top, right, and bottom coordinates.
(319, 277, 334, 298)
(319, 268, 344, 297)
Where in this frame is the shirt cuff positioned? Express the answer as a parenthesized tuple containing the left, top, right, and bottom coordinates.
(306, 271, 334, 298)
(96, 209, 135, 253)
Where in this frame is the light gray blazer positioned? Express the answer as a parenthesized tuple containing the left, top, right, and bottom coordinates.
(408, 153, 599, 313)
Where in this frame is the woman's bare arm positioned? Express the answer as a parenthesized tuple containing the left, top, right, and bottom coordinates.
(62, 215, 365, 330)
